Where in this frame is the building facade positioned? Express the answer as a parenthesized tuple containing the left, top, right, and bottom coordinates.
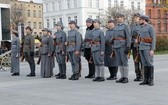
(43, 0, 146, 36)
(146, 0, 168, 36)
(11, 0, 43, 36)
(0, 0, 10, 41)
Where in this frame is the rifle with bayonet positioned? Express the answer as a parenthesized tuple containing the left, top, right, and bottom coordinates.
(134, 35, 140, 63)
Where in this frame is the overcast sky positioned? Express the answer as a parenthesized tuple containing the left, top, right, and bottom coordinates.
(19, 0, 42, 3)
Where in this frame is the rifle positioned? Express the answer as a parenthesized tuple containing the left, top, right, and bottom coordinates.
(134, 35, 140, 63)
(37, 56, 41, 65)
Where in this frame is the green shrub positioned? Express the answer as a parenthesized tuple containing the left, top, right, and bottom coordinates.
(156, 35, 168, 51)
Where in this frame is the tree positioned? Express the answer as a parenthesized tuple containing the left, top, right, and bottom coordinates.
(10, 2, 27, 28)
(104, 6, 144, 26)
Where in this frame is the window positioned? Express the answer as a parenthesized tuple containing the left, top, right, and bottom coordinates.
(74, 16, 77, 24)
(33, 10, 36, 18)
(148, 9, 152, 18)
(38, 11, 42, 18)
(47, 19, 50, 28)
(108, 0, 111, 8)
(164, 20, 167, 32)
(96, 0, 99, 8)
(39, 22, 42, 29)
(52, 2, 55, 11)
(58, 1, 61, 10)
(157, 20, 161, 32)
(68, 17, 71, 22)
(53, 18, 56, 27)
(33, 22, 36, 29)
(89, 0, 92, 8)
(46, 3, 49, 12)
(59, 18, 62, 23)
(89, 15, 92, 18)
(28, 22, 31, 27)
(158, 10, 161, 18)
(114, 0, 118, 6)
(67, 0, 70, 9)
(120, 1, 124, 8)
(74, 0, 77, 8)
(137, 2, 140, 10)
(27, 10, 30, 17)
(164, 10, 167, 18)
(131, 2, 134, 10)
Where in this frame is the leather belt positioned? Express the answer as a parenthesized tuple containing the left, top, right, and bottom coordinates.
(140, 37, 152, 43)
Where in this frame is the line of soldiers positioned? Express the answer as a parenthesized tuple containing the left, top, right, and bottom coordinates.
(11, 13, 155, 87)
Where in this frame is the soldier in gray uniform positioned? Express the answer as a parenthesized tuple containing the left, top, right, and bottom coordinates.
(40, 28, 53, 78)
(11, 30, 20, 76)
(91, 19, 105, 82)
(130, 13, 143, 81)
(139, 15, 156, 86)
(105, 20, 118, 80)
(67, 21, 82, 80)
(24, 26, 36, 77)
(54, 22, 67, 79)
(84, 18, 95, 78)
(114, 14, 131, 83)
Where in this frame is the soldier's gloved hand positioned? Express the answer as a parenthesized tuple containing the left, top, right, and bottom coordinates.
(124, 47, 130, 55)
(30, 52, 34, 56)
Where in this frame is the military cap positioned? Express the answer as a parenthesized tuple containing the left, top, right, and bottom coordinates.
(108, 20, 116, 24)
(116, 13, 125, 18)
(93, 19, 101, 24)
(140, 15, 150, 21)
(42, 28, 49, 32)
(133, 13, 141, 17)
(69, 21, 76, 25)
(86, 18, 93, 23)
(55, 21, 63, 27)
(25, 26, 32, 31)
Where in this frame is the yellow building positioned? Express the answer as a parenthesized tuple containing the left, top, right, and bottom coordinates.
(11, 0, 43, 36)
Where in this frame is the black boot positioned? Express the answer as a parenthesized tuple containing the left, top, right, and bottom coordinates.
(72, 73, 79, 80)
(107, 67, 118, 80)
(56, 75, 62, 79)
(116, 77, 124, 83)
(55, 73, 60, 77)
(148, 66, 154, 86)
(85, 63, 95, 78)
(97, 77, 105, 82)
(61, 75, 67, 79)
(12, 73, 20, 76)
(122, 77, 129, 83)
(68, 74, 75, 80)
(139, 66, 149, 85)
(93, 77, 100, 81)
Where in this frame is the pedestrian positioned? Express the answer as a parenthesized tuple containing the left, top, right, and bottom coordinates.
(24, 26, 36, 77)
(67, 21, 82, 80)
(105, 20, 118, 80)
(130, 13, 143, 81)
(139, 15, 156, 86)
(84, 18, 95, 79)
(92, 19, 105, 82)
(114, 14, 131, 84)
(54, 22, 67, 79)
(11, 30, 20, 76)
(40, 28, 53, 78)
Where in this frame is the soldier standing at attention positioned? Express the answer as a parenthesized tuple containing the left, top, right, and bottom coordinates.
(92, 19, 105, 82)
(130, 13, 143, 81)
(67, 21, 82, 80)
(139, 15, 156, 86)
(114, 14, 131, 84)
(54, 22, 67, 79)
(40, 28, 53, 78)
(24, 26, 36, 77)
(11, 30, 20, 76)
(84, 18, 95, 79)
(105, 20, 118, 80)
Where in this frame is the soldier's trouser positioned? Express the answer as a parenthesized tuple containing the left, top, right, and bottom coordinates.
(68, 52, 81, 74)
(95, 66, 104, 78)
(132, 47, 143, 78)
(24, 52, 35, 75)
(84, 48, 95, 75)
(115, 47, 129, 78)
(56, 52, 66, 75)
(108, 67, 118, 77)
(140, 50, 154, 83)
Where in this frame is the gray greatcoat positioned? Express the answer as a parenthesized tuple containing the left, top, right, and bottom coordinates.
(11, 37, 20, 73)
